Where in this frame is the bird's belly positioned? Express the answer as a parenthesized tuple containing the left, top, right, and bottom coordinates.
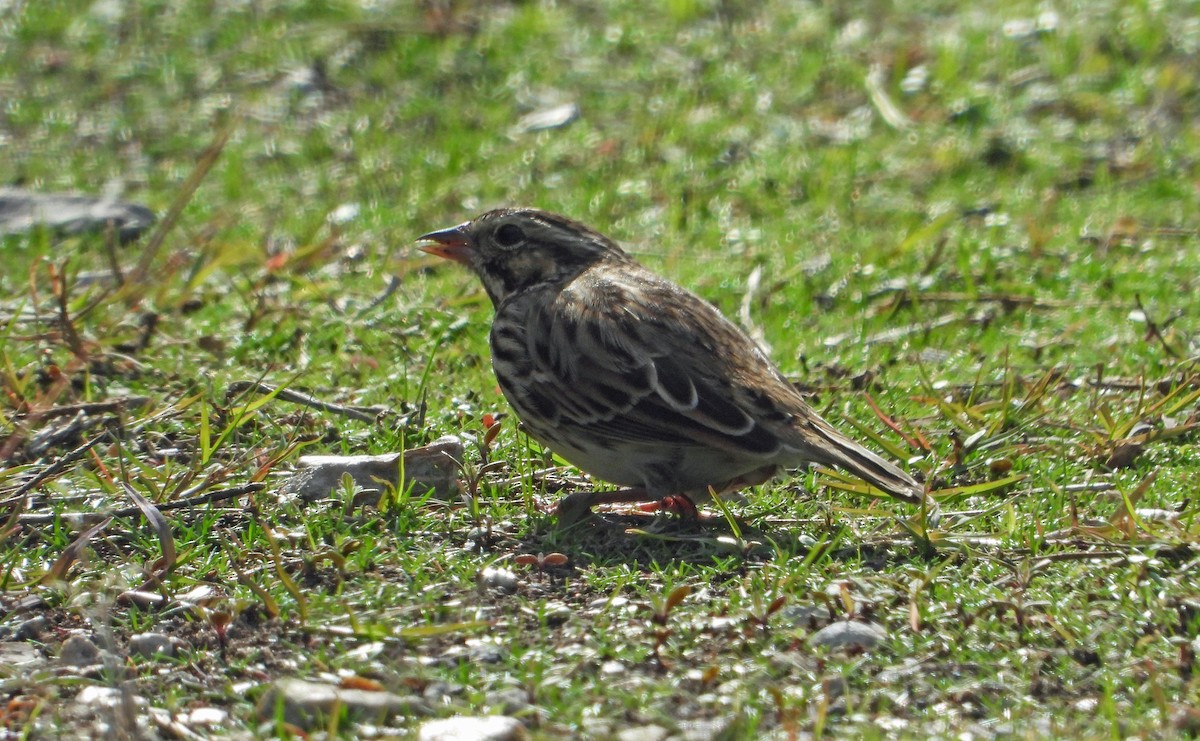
(519, 417, 774, 496)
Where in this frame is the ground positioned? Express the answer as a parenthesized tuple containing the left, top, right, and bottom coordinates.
(1, 0, 1199, 738)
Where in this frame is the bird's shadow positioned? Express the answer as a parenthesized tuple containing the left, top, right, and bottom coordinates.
(511, 509, 938, 570)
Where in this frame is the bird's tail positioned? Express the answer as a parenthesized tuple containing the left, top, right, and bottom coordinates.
(803, 418, 925, 504)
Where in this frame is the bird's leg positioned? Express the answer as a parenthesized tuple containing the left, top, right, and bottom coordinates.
(636, 495, 700, 519)
(556, 487, 699, 525)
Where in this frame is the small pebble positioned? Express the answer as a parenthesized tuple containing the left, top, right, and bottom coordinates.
(129, 632, 174, 659)
(59, 635, 102, 668)
(417, 715, 527, 741)
(616, 725, 670, 741)
(485, 687, 532, 715)
(477, 567, 518, 594)
(0, 641, 43, 668)
(257, 678, 429, 729)
(13, 616, 48, 641)
(809, 621, 887, 650)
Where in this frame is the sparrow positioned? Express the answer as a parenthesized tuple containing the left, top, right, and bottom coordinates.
(418, 208, 923, 523)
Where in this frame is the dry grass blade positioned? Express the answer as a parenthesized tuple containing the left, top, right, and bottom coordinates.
(127, 124, 232, 290)
(0, 432, 106, 506)
(40, 516, 113, 584)
(229, 557, 280, 619)
(226, 380, 388, 423)
(122, 481, 176, 589)
(664, 584, 694, 613)
(17, 482, 264, 526)
(0, 496, 23, 545)
(923, 474, 1027, 502)
(259, 519, 308, 624)
(1109, 470, 1157, 537)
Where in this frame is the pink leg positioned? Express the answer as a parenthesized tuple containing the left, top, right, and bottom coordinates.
(556, 488, 700, 525)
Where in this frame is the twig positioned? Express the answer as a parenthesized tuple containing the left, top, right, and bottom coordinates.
(891, 291, 1108, 310)
(863, 391, 929, 451)
(1133, 294, 1181, 358)
(865, 63, 912, 130)
(0, 432, 107, 506)
(864, 313, 961, 345)
(128, 125, 232, 288)
(357, 274, 402, 317)
(16, 482, 264, 526)
(32, 396, 152, 421)
(51, 262, 88, 361)
(227, 380, 389, 423)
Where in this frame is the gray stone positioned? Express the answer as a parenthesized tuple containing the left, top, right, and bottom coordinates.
(809, 621, 887, 650)
(129, 632, 174, 659)
(257, 678, 429, 729)
(467, 641, 506, 664)
(677, 716, 739, 740)
(0, 641, 44, 673)
(512, 103, 580, 134)
(13, 616, 48, 641)
(780, 604, 827, 628)
(74, 685, 143, 710)
(485, 687, 533, 716)
(59, 635, 102, 667)
(616, 725, 670, 741)
(477, 567, 519, 595)
(422, 681, 465, 702)
(286, 436, 464, 501)
(0, 187, 156, 243)
(417, 716, 527, 741)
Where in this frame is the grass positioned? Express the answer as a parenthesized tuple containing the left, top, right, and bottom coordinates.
(2, 0, 1200, 737)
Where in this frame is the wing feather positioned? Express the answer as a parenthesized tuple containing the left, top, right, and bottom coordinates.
(515, 274, 784, 458)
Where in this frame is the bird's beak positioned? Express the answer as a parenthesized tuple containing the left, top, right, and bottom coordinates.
(417, 221, 473, 265)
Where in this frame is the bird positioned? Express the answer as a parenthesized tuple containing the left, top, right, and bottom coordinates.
(418, 208, 924, 524)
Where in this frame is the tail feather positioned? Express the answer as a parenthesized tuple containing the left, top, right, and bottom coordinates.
(800, 418, 924, 504)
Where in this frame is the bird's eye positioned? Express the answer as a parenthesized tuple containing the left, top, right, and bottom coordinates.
(495, 223, 525, 248)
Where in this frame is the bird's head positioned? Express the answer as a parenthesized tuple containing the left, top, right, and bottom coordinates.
(418, 208, 629, 306)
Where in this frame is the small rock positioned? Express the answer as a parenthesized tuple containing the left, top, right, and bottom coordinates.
(617, 725, 670, 741)
(485, 687, 532, 716)
(780, 604, 827, 628)
(422, 681, 465, 703)
(185, 707, 228, 726)
(541, 601, 572, 626)
(600, 660, 625, 675)
(75, 685, 145, 710)
(1174, 705, 1200, 734)
(328, 202, 360, 225)
(821, 675, 848, 700)
(512, 103, 580, 134)
(129, 632, 174, 659)
(417, 716, 527, 741)
(0, 641, 44, 671)
(117, 590, 167, 609)
(809, 621, 887, 650)
(59, 635, 102, 668)
(286, 436, 464, 502)
(477, 567, 519, 595)
(467, 641, 506, 664)
(13, 616, 49, 641)
(581, 718, 614, 737)
(0, 187, 156, 243)
(677, 716, 738, 741)
(257, 678, 429, 729)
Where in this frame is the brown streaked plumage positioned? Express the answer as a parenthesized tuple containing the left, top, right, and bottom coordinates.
(419, 208, 924, 523)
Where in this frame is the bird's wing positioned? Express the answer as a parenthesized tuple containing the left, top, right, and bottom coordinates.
(516, 273, 791, 458)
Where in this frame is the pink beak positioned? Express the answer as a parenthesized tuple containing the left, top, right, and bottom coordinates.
(417, 221, 473, 265)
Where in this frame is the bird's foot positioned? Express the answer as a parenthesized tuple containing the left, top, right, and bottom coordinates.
(556, 488, 702, 528)
(635, 495, 700, 519)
